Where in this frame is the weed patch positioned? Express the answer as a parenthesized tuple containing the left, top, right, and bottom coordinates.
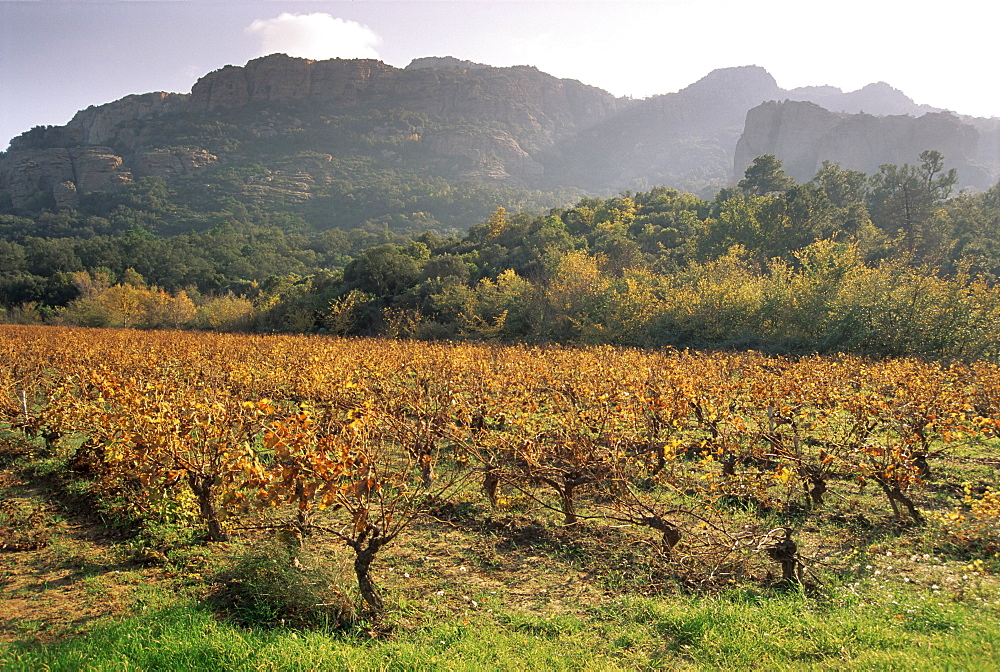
(209, 541, 356, 631)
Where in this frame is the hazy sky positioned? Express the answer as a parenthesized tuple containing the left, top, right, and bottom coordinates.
(2, 0, 996, 149)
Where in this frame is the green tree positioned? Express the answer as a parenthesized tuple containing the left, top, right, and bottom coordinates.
(342, 244, 425, 297)
(738, 155, 796, 196)
(811, 161, 868, 209)
(918, 150, 958, 202)
(868, 152, 959, 260)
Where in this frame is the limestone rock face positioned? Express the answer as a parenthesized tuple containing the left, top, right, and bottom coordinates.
(426, 130, 544, 182)
(71, 147, 132, 193)
(735, 101, 844, 178)
(735, 100, 996, 189)
(406, 56, 490, 71)
(821, 112, 977, 176)
(1, 149, 75, 208)
(0, 146, 131, 209)
(189, 54, 618, 144)
(135, 148, 218, 178)
(309, 59, 395, 105)
(183, 53, 620, 187)
(188, 54, 396, 111)
(394, 65, 621, 153)
(188, 64, 250, 110)
(52, 181, 79, 209)
(67, 92, 186, 147)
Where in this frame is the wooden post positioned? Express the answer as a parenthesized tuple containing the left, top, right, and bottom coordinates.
(19, 390, 29, 423)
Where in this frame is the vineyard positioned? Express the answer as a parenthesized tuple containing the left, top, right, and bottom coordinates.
(2, 324, 1000, 666)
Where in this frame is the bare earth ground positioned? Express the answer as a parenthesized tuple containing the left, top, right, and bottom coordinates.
(1, 467, 128, 643)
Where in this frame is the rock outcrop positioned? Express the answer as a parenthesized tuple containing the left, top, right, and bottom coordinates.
(2, 92, 207, 208)
(406, 56, 490, 71)
(52, 181, 80, 210)
(135, 148, 218, 179)
(1, 149, 74, 208)
(2, 53, 997, 215)
(3, 53, 622, 205)
(735, 101, 845, 179)
(0, 146, 132, 209)
(188, 55, 620, 151)
(66, 92, 187, 148)
(734, 100, 996, 189)
(181, 54, 625, 188)
(187, 55, 397, 111)
(426, 129, 545, 182)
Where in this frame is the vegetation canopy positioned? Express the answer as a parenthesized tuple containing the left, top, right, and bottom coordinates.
(4, 153, 1000, 360)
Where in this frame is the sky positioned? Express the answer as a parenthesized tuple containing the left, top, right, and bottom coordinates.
(2, 0, 997, 150)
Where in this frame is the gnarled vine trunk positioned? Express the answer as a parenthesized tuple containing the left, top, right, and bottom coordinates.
(187, 473, 228, 541)
(348, 524, 390, 619)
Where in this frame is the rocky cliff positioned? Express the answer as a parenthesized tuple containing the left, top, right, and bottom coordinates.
(0, 146, 133, 209)
(2, 54, 626, 207)
(66, 92, 188, 148)
(546, 66, 784, 191)
(735, 100, 997, 189)
(2, 54, 996, 217)
(187, 55, 397, 111)
(186, 54, 619, 147)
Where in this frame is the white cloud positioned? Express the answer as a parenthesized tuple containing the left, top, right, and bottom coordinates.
(246, 13, 381, 61)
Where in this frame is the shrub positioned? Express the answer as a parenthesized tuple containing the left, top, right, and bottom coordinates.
(210, 541, 356, 630)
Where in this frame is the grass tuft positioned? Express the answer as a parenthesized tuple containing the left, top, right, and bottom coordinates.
(208, 540, 356, 631)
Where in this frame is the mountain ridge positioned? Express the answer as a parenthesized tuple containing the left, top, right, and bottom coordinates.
(734, 100, 998, 189)
(2, 54, 997, 217)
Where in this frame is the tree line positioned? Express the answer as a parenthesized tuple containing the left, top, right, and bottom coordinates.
(4, 152, 1000, 358)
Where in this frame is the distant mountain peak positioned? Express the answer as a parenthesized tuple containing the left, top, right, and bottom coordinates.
(786, 85, 842, 96)
(782, 78, 941, 117)
(3, 54, 995, 219)
(675, 65, 782, 110)
(682, 65, 779, 92)
(857, 81, 897, 92)
(406, 56, 490, 70)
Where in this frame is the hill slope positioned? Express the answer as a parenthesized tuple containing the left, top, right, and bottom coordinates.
(4, 54, 995, 231)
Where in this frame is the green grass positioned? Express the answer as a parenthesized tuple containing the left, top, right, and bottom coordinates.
(2, 580, 999, 671)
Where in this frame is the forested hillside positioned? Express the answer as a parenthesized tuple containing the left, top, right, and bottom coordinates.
(6, 150, 1000, 359)
(3, 55, 1000, 357)
(236, 152, 1000, 357)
